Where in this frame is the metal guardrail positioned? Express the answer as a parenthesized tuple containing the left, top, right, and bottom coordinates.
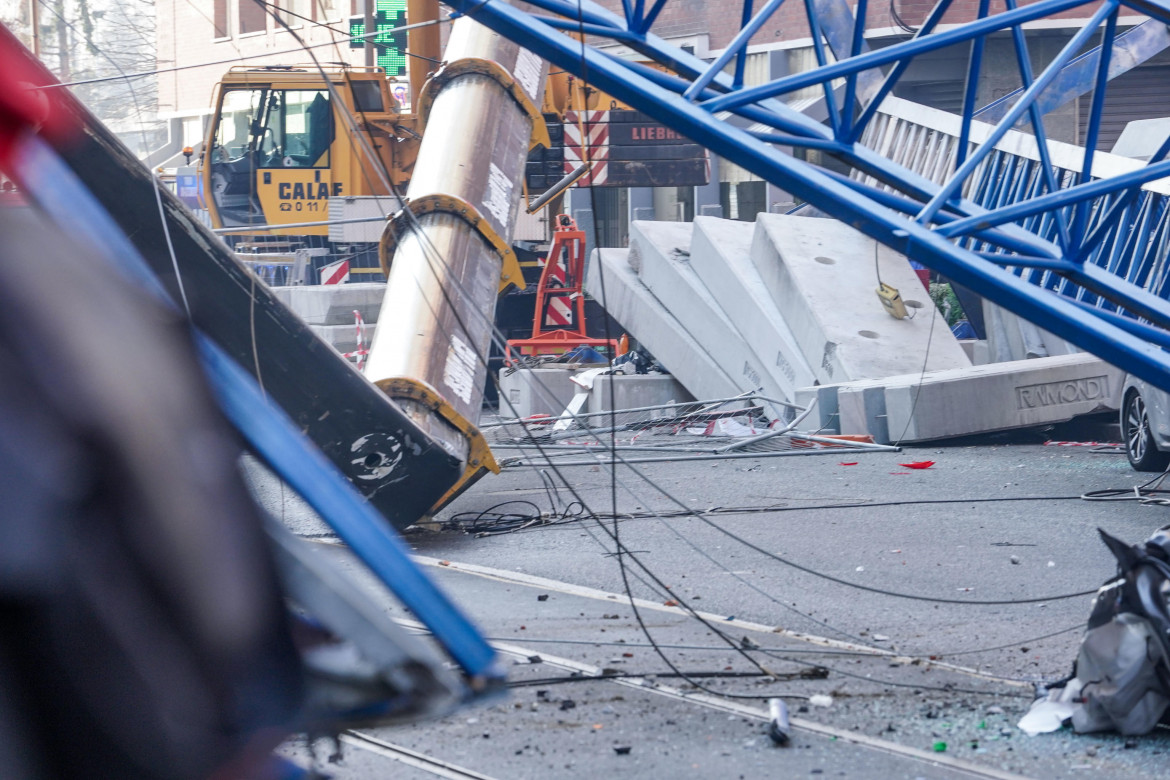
(857, 97, 1170, 310)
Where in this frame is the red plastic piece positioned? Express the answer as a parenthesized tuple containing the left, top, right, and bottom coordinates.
(0, 25, 79, 172)
(898, 460, 935, 469)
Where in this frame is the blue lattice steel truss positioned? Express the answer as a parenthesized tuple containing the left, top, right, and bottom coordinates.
(441, 0, 1170, 392)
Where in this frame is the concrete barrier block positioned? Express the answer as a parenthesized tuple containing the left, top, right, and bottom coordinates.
(971, 339, 991, 366)
(587, 374, 695, 424)
(837, 385, 890, 443)
(688, 216, 818, 392)
(958, 339, 996, 365)
(883, 353, 1122, 442)
(584, 248, 741, 402)
(959, 340, 976, 362)
(308, 322, 375, 354)
(498, 367, 583, 419)
(794, 386, 840, 433)
(750, 214, 970, 381)
(629, 221, 792, 418)
(984, 301, 1078, 362)
(269, 282, 385, 325)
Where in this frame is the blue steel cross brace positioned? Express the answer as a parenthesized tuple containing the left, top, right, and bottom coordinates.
(448, 0, 1170, 394)
(8, 131, 503, 686)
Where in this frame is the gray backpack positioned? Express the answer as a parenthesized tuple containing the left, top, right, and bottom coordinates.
(1024, 527, 1170, 736)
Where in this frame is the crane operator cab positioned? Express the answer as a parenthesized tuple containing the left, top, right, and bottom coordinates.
(210, 86, 335, 226)
(202, 66, 416, 238)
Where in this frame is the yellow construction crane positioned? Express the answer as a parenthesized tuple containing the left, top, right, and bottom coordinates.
(202, 66, 418, 246)
(197, 11, 708, 514)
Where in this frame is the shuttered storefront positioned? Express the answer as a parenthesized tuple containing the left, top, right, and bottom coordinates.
(1080, 64, 1170, 152)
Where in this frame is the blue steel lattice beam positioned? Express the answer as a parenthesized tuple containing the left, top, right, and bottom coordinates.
(445, 0, 1170, 393)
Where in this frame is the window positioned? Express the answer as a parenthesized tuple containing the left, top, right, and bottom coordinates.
(318, 0, 343, 20)
(213, 0, 229, 38)
(238, 0, 266, 34)
(281, 91, 334, 166)
(214, 89, 259, 159)
(213, 89, 333, 168)
(351, 80, 385, 113)
(278, 0, 312, 25)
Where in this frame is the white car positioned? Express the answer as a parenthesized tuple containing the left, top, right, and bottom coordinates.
(1121, 374, 1170, 472)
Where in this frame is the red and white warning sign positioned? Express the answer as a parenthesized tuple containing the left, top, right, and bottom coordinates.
(542, 242, 572, 329)
(320, 258, 350, 285)
(563, 110, 609, 186)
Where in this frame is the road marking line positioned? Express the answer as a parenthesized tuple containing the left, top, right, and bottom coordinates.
(414, 555, 1030, 688)
(342, 732, 500, 780)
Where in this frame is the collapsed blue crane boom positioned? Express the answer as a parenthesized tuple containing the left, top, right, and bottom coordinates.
(445, 0, 1170, 392)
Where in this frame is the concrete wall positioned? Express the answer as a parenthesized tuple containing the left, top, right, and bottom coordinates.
(799, 353, 1123, 443)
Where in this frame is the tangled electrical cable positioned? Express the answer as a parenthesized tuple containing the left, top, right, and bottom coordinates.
(243, 0, 1113, 703)
(1082, 469, 1170, 505)
(444, 500, 578, 535)
(439, 477, 1105, 604)
(443, 492, 1092, 535)
(888, 0, 920, 34)
(507, 666, 830, 689)
(35, 0, 1070, 718)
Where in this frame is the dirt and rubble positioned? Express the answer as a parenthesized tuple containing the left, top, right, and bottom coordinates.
(258, 429, 1170, 778)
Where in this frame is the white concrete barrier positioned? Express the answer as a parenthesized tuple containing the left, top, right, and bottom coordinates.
(750, 214, 969, 381)
(885, 354, 1121, 442)
(688, 217, 818, 393)
(498, 367, 584, 419)
(799, 353, 1122, 442)
(629, 221, 792, 418)
(984, 301, 1078, 362)
(268, 282, 385, 325)
(588, 374, 695, 421)
(837, 382, 893, 443)
(584, 248, 741, 402)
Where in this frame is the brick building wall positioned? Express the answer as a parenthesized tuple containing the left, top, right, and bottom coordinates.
(157, 0, 381, 118)
(589, 0, 1108, 52)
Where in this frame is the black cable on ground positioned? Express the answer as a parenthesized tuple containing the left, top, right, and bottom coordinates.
(446, 493, 1090, 535)
(1082, 468, 1170, 504)
(549, 0, 804, 703)
(439, 491, 1101, 604)
(507, 668, 829, 688)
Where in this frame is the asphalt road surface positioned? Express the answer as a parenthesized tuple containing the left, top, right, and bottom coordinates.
(255, 432, 1170, 779)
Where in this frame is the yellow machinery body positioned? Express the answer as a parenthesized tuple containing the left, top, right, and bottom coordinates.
(201, 66, 419, 237)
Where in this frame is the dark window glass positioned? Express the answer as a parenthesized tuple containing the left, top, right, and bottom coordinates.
(352, 81, 385, 113)
(238, 0, 266, 34)
(213, 0, 229, 37)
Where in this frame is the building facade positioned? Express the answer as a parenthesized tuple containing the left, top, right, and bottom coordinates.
(156, 0, 1170, 243)
(156, 0, 396, 158)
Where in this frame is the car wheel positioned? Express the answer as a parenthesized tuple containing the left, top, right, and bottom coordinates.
(1124, 390, 1170, 472)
